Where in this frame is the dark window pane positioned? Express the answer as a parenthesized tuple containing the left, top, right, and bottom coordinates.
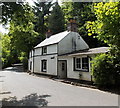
(82, 57, 88, 69)
(42, 60, 47, 72)
(62, 63, 65, 71)
(42, 46, 47, 54)
(43, 61, 46, 70)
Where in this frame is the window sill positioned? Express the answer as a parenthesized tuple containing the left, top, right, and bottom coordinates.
(41, 70, 47, 72)
(74, 69, 89, 72)
(42, 53, 47, 55)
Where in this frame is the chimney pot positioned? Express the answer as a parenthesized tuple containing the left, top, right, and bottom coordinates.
(67, 18, 78, 32)
(46, 29, 52, 38)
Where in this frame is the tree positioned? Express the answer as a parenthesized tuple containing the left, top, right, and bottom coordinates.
(4, 4, 38, 69)
(48, 2, 65, 35)
(1, 33, 19, 68)
(9, 4, 38, 55)
(87, 2, 120, 87)
(1, 2, 39, 69)
(1, 1, 24, 25)
(62, 2, 105, 48)
(1, 33, 11, 68)
(87, 2, 120, 50)
(61, 2, 74, 22)
(33, 0, 53, 44)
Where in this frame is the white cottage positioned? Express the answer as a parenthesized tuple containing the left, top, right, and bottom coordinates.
(28, 19, 109, 81)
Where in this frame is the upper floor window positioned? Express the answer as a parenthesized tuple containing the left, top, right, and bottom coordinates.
(42, 46, 47, 55)
(74, 57, 89, 72)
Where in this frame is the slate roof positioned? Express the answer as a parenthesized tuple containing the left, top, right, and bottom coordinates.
(34, 31, 70, 48)
(68, 47, 109, 56)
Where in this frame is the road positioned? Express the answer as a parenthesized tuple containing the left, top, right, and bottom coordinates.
(0, 67, 118, 106)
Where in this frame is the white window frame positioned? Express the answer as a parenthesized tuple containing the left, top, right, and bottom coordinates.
(75, 58, 81, 70)
(42, 46, 47, 55)
(75, 57, 89, 71)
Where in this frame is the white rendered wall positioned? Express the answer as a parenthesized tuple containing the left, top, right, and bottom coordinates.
(34, 44, 57, 56)
(34, 48, 41, 56)
(34, 54, 58, 76)
(58, 56, 91, 81)
(28, 57, 34, 72)
(58, 32, 89, 55)
(47, 44, 57, 54)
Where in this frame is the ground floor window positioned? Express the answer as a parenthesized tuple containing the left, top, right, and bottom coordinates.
(30, 61, 32, 70)
(41, 60, 47, 72)
(74, 57, 89, 72)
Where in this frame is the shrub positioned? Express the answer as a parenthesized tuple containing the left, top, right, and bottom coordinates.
(18, 52, 28, 70)
(22, 57, 28, 70)
(91, 54, 116, 87)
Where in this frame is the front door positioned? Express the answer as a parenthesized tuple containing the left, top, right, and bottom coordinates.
(58, 60, 67, 78)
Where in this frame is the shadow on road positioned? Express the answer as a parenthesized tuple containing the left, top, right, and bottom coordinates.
(0, 81, 4, 82)
(2, 93, 51, 107)
(3, 67, 24, 73)
(0, 91, 11, 95)
(0, 76, 5, 78)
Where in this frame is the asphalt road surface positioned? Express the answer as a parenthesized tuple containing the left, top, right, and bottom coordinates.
(0, 67, 118, 106)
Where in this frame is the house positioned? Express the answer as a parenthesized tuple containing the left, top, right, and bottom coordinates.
(28, 18, 109, 81)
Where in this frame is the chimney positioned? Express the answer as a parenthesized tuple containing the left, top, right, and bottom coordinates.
(67, 18, 78, 32)
(46, 29, 52, 38)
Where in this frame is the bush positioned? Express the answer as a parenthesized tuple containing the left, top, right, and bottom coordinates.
(18, 52, 28, 70)
(112, 54, 120, 86)
(91, 54, 117, 87)
(22, 57, 28, 70)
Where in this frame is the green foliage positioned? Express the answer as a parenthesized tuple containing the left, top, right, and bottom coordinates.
(62, 2, 74, 21)
(1, 34, 10, 62)
(0, 33, 2, 58)
(62, 2, 96, 33)
(1, 3, 39, 69)
(87, 2, 120, 87)
(18, 52, 28, 70)
(1, 33, 13, 68)
(92, 54, 114, 86)
(62, 2, 105, 48)
(87, 2, 120, 49)
(8, 4, 39, 69)
(33, 0, 53, 41)
(48, 2, 65, 35)
(9, 4, 38, 55)
(91, 53, 120, 87)
(1, 2, 24, 24)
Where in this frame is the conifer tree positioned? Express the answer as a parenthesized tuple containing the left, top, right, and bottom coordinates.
(48, 2, 65, 35)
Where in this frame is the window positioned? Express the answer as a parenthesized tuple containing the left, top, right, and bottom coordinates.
(30, 61, 32, 70)
(62, 63, 65, 71)
(41, 60, 47, 72)
(76, 58, 81, 69)
(42, 46, 47, 55)
(74, 57, 89, 71)
(82, 57, 89, 69)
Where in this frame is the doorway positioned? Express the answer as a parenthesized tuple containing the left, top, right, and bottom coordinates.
(58, 60, 67, 78)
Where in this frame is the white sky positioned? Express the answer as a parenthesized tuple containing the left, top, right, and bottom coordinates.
(0, 0, 62, 34)
(25, 0, 62, 6)
(0, 25, 9, 34)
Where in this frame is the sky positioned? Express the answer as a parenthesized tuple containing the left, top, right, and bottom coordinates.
(0, 0, 62, 34)
(25, 0, 62, 6)
(0, 24, 9, 34)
